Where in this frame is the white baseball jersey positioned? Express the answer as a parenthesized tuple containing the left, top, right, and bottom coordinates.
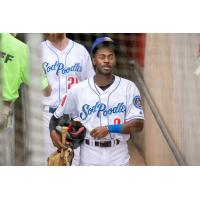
(42, 39, 95, 166)
(54, 75, 144, 142)
(42, 39, 95, 108)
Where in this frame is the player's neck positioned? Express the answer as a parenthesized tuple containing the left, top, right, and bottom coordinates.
(50, 37, 69, 51)
(94, 74, 115, 88)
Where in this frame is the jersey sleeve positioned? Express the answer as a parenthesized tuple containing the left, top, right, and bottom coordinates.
(54, 94, 67, 118)
(54, 88, 78, 119)
(125, 82, 144, 121)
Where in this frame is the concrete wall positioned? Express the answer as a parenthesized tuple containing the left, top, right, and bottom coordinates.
(143, 33, 200, 165)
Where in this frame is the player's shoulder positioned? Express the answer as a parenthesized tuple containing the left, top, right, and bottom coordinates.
(41, 40, 46, 46)
(41, 40, 48, 49)
(117, 76, 138, 88)
(77, 78, 90, 87)
(70, 77, 91, 91)
(117, 75, 134, 84)
(71, 40, 89, 53)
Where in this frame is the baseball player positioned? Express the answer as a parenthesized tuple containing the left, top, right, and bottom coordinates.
(42, 33, 95, 165)
(0, 33, 50, 129)
(50, 36, 144, 166)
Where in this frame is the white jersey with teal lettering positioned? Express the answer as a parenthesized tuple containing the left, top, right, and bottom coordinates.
(42, 39, 95, 166)
(54, 75, 144, 142)
(42, 39, 95, 107)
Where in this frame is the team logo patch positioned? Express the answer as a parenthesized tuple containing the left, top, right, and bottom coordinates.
(133, 96, 142, 109)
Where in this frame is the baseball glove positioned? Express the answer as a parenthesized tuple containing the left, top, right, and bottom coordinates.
(57, 115, 86, 149)
(47, 147, 74, 166)
(47, 115, 86, 166)
(67, 120, 86, 149)
(47, 126, 74, 166)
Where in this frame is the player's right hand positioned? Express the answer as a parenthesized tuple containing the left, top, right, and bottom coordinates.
(0, 103, 11, 130)
(50, 130, 68, 151)
(90, 126, 109, 139)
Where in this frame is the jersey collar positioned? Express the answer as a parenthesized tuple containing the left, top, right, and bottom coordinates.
(46, 39, 73, 55)
(89, 75, 121, 96)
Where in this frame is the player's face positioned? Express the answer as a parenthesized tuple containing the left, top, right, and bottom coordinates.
(92, 47, 116, 75)
(44, 33, 66, 42)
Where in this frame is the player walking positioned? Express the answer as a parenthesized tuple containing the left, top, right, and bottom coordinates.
(42, 33, 95, 165)
(50, 36, 144, 165)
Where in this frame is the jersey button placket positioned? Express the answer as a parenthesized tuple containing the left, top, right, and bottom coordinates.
(101, 95, 110, 140)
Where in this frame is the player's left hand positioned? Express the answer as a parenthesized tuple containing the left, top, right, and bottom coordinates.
(90, 126, 109, 139)
(0, 113, 9, 129)
(50, 130, 68, 151)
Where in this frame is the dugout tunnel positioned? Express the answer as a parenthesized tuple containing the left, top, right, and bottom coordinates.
(1, 33, 200, 165)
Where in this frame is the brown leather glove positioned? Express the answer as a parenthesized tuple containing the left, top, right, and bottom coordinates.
(47, 147, 74, 166)
(48, 126, 74, 166)
(55, 115, 86, 149)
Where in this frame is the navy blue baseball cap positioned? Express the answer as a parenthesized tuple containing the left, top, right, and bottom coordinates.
(91, 36, 119, 55)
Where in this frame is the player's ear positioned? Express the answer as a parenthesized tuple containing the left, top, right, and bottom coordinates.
(92, 56, 96, 66)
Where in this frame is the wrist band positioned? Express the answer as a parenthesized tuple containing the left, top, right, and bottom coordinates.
(107, 124, 123, 134)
